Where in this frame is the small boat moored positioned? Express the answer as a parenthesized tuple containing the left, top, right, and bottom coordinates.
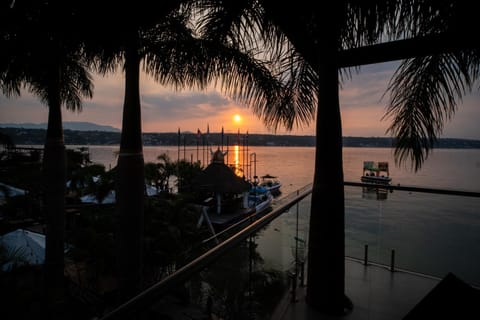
(258, 174, 282, 195)
(361, 161, 392, 200)
(249, 185, 274, 214)
(361, 161, 392, 186)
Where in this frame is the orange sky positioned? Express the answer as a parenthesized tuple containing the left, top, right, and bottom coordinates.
(1, 61, 479, 139)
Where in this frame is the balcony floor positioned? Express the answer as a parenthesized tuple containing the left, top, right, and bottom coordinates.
(273, 258, 442, 320)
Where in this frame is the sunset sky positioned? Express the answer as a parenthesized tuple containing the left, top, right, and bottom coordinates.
(1, 61, 479, 139)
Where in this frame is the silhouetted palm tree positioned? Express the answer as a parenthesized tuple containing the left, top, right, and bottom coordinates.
(192, 0, 479, 314)
(82, 3, 311, 299)
(0, 0, 93, 311)
(159, 153, 175, 192)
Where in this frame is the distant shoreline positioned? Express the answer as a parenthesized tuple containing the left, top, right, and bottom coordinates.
(2, 127, 480, 149)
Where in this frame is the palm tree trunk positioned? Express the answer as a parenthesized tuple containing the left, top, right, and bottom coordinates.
(116, 36, 145, 299)
(305, 21, 350, 314)
(43, 64, 66, 310)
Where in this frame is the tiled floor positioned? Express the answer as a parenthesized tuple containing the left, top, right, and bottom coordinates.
(274, 258, 442, 320)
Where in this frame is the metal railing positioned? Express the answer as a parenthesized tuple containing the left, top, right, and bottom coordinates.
(99, 186, 312, 320)
(98, 181, 480, 319)
(345, 181, 480, 198)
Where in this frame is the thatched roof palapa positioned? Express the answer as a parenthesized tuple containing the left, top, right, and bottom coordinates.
(193, 148, 250, 194)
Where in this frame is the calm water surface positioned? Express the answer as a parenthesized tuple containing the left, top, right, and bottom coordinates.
(78, 145, 480, 286)
(86, 145, 480, 192)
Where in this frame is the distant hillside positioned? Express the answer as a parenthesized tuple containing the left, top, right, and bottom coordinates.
(1, 127, 480, 149)
(0, 122, 120, 132)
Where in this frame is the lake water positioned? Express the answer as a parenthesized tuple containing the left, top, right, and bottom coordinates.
(85, 145, 480, 193)
(76, 145, 480, 286)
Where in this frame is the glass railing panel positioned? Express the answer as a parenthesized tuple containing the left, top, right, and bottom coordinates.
(189, 240, 259, 320)
(189, 194, 313, 320)
(345, 185, 480, 287)
(99, 189, 313, 320)
(255, 194, 311, 276)
(345, 184, 401, 266)
(101, 183, 479, 319)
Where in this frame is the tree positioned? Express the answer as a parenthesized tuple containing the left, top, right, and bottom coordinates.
(144, 162, 162, 192)
(157, 153, 176, 193)
(78, 2, 194, 298)
(82, 2, 312, 300)
(192, 0, 479, 315)
(175, 159, 203, 194)
(0, 0, 93, 312)
(144, 153, 177, 194)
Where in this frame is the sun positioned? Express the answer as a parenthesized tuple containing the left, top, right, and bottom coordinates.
(233, 114, 242, 124)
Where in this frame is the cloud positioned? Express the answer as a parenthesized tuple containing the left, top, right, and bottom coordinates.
(340, 61, 400, 110)
(142, 91, 231, 117)
(442, 91, 480, 139)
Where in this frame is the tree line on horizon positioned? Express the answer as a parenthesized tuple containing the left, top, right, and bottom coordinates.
(2, 127, 480, 148)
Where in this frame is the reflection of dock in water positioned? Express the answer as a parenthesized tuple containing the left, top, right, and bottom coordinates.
(362, 186, 390, 200)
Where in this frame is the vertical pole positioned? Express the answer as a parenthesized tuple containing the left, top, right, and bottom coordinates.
(221, 126, 224, 151)
(364, 244, 368, 265)
(248, 235, 254, 318)
(246, 131, 249, 181)
(292, 190, 300, 303)
(254, 153, 256, 179)
(177, 128, 180, 162)
(243, 135, 245, 178)
(290, 272, 297, 303)
(390, 249, 395, 272)
(295, 190, 299, 274)
(177, 128, 180, 192)
(226, 136, 229, 166)
(300, 262, 305, 287)
(202, 135, 205, 166)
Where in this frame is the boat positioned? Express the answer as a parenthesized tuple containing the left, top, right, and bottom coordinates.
(361, 161, 392, 186)
(258, 174, 282, 195)
(361, 161, 392, 200)
(248, 186, 274, 214)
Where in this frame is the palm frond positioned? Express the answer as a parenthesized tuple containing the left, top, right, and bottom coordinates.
(0, 1, 94, 112)
(383, 50, 480, 171)
(142, 10, 316, 132)
(60, 55, 94, 112)
(342, 0, 399, 48)
(194, 0, 267, 50)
